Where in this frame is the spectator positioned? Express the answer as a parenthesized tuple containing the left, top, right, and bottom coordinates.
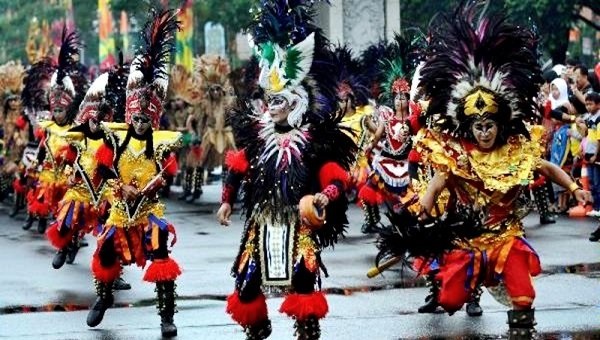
(570, 65, 594, 114)
(585, 92, 600, 240)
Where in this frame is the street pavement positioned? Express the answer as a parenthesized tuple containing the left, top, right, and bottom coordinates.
(0, 183, 599, 339)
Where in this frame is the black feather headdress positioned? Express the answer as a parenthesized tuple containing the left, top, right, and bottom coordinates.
(327, 45, 370, 107)
(126, 8, 181, 129)
(76, 52, 129, 125)
(419, 1, 542, 142)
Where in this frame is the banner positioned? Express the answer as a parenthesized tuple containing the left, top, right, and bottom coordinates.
(119, 10, 129, 59)
(98, 0, 116, 70)
(176, 0, 194, 72)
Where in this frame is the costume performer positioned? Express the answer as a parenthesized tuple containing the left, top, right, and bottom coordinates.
(46, 55, 129, 270)
(329, 45, 375, 201)
(18, 58, 54, 220)
(85, 10, 182, 338)
(0, 61, 27, 203)
(409, 3, 590, 338)
(217, 1, 356, 339)
(357, 35, 423, 234)
(164, 64, 200, 199)
(192, 54, 235, 198)
(24, 28, 88, 234)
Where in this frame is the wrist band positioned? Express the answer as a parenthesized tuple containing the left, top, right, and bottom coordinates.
(568, 182, 580, 193)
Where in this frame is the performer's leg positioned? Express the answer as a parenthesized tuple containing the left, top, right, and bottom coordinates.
(435, 251, 474, 314)
(502, 244, 537, 339)
(418, 269, 443, 313)
(532, 182, 555, 224)
(143, 226, 182, 337)
(280, 259, 328, 340)
(360, 200, 381, 234)
(226, 260, 271, 339)
(466, 284, 484, 317)
(180, 170, 192, 203)
(186, 167, 204, 203)
(87, 234, 121, 327)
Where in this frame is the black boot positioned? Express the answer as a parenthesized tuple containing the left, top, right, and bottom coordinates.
(533, 186, 555, 224)
(52, 248, 68, 269)
(294, 316, 320, 340)
(87, 280, 114, 327)
(590, 226, 600, 242)
(156, 281, 178, 337)
(418, 272, 443, 314)
(466, 285, 483, 317)
(22, 214, 35, 230)
(113, 276, 132, 290)
(177, 171, 193, 201)
(244, 319, 272, 340)
(186, 167, 203, 204)
(9, 193, 23, 217)
(37, 218, 47, 234)
(360, 201, 380, 234)
(65, 239, 80, 265)
(507, 309, 536, 340)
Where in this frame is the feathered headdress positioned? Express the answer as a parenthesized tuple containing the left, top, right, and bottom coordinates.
(360, 40, 390, 100)
(126, 8, 180, 129)
(77, 52, 129, 124)
(167, 64, 201, 105)
(379, 33, 425, 107)
(419, 1, 542, 142)
(49, 26, 84, 121)
(193, 54, 231, 98)
(327, 45, 370, 107)
(0, 61, 25, 110)
(250, 0, 333, 127)
(21, 57, 54, 122)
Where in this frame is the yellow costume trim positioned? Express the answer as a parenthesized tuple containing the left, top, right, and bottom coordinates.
(464, 88, 498, 116)
(415, 125, 545, 194)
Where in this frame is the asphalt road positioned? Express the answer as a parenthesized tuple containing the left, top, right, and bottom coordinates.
(0, 183, 598, 339)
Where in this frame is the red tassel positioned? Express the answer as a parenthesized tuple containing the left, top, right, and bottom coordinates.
(91, 256, 121, 283)
(162, 153, 178, 177)
(226, 291, 268, 327)
(15, 115, 27, 130)
(318, 162, 349, 190)
(529, 176, 546, 190)
(12, 178, 26, 194)
(408, 150, 421, 163)
(27, 191, 51, 216)
(224, 149, 249, 174)
(56, 145, 77, 165)
(358, 185, 384, 205)
(143, 257, 182, 282)
(46, 222, 74, 250)
(96, 144, 114, 168)
(34, 128, 45, 141)
(279, 292, 328, 321)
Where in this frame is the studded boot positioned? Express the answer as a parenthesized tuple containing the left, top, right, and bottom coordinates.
(466, 285, 484, 317)
(178, 170, 193, 201)
(360, 201, 381, 234)
(87, 279, 114, 327)
(507, 308, 536, 340)
(186, 167, 203, 203)
(244, 319, 272, 340)
(294, 316, 320, 340)
(533, 186, 555, 224)
(22, 214, 35, 230)
(418, 271, 443, 313)
(156, 281, 178, 337)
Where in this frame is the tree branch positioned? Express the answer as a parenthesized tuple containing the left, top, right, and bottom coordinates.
(577, 13, 600, 31)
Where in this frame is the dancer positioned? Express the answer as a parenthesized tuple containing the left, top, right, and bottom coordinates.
(217, 1, 356, 338)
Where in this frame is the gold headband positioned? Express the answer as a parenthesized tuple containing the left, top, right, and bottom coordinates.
(464, 88, 498, 116)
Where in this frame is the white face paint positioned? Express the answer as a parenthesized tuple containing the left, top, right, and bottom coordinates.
(131, 113, 151, 135)
(267, 95, 291, 125)
(471, 118, 498, 150)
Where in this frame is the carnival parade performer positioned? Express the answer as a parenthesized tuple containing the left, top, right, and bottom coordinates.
(328, 45, 375, 202)
(358, 35, 423, 234)
(216, 1, 356, 339)
(45, 54, 129, 270)
(406, 3, 591, 338)
(85, 10, 182, 337)
(23, 28, 89, 234)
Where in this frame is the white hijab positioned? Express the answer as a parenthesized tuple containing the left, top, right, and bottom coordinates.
(550, 78, 569, 110)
